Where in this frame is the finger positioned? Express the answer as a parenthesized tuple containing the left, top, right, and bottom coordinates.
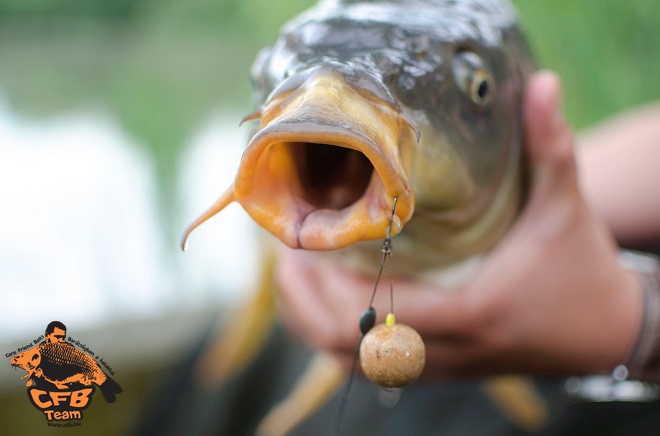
(524, 70, 576, 192)
(367, 277, 483, 338)
(277, 249, 376, 352)
(275, 248, 340, 349)
(315, 260, 376, 342)
(502, 71, 586, 244)
(331, 350, 358, 372)
(422, 343, 483, 378)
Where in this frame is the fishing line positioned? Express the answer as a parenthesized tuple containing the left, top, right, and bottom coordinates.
(369, 197, 397, 307)
(334, 197, 398, 435)
(389, 235, 395, 315)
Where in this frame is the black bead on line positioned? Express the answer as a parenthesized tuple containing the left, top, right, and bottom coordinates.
(333, 197, 398, 435)
(359, 307, 377, 335)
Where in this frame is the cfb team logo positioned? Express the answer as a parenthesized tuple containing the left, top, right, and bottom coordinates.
(7, 321, 122, 425)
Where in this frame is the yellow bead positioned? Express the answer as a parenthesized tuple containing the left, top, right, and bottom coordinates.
(385, 312, 396, 327)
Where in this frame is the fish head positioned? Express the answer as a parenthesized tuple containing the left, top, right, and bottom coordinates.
(182, 0, 535, 265)
(233, 62, 418, 249)
(10, 347, 41, 373)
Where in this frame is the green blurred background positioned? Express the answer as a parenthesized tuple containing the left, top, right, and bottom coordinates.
(0, 0, 658, 434)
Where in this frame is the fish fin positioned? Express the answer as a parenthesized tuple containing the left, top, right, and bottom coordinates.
(181, 187, 236, 251)
(194, 249, 278, 391)
(256, 352, 345, 436)
(483, 375, 549, 431)
(99, 376, 123, 404)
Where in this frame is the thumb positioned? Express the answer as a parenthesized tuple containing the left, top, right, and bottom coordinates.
(524, 70, 577, 192)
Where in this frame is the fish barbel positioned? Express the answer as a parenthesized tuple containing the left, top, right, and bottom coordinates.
(182, 0, 543, 433)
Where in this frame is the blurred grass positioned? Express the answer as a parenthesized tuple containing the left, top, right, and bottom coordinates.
(513, 0, 660, 128)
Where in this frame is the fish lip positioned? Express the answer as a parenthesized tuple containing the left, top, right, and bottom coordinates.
(238, 121, 405, 202)
(235, 120, 413, 250)
(180, 66, 417, 251)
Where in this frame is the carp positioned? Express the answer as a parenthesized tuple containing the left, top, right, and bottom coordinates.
(182, 0, 542, 434)
(10, 342, 123, 403)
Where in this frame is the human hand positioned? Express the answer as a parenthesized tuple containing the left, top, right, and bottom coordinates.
(274, 70, 643, 378)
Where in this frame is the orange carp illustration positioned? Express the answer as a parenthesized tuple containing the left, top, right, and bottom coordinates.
(10, 323, 122, 404)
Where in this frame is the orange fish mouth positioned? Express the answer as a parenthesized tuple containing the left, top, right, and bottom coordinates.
(182, 66, 418, 250)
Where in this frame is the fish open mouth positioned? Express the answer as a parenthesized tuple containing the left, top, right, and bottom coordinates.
(291, 142, 373, 211)
(182, 66, 418, 250)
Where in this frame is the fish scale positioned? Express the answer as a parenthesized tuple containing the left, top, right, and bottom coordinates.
(38, 343, 102, 382)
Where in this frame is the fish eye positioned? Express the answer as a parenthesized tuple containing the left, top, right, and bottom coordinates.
(452, 50, 494, 108)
